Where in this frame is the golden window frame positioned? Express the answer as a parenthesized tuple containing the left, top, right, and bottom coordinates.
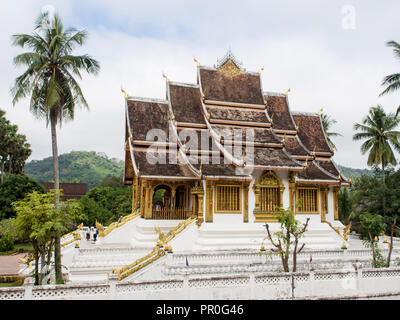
(214, 184, 242, 213)
(253, 171, 285, 222)
(295, 186, 319, 214)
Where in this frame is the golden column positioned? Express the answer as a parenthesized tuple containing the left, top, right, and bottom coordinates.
(192, 184, 204, 226)
(320, 186, 328, 222)
(205, 181, 214, 222)
(132, 175, 139, 213)
(289, 179, 295, 213)
(243, 182, 249, 223)
(143, 180, 153, 219)
(333, 186, 340, 220)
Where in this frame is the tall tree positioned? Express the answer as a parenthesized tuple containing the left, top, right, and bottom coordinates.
(380, 40, 400, 115)
(353, 106, 400, 185)
(321, 113, 342, 151)
(11, 11, 100, 283)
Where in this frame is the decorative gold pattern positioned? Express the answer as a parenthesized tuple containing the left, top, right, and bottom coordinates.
(253, 171, 284, 222)
(217, 59, 244, 78)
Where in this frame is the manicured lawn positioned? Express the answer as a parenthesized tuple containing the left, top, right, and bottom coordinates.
(0, 243, 33, 255)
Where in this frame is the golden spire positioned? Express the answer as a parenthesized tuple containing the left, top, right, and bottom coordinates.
(284, 88, 291, 96)
(317, 108, 323, 116)
(304, 157, 308, 167)
(121, 87, 129, 99)
(193, 57, 200, 67)
(257, 66, 264, 75)
(295, 125, 299, 131)
(349, 175, 352, 183)
(337, 169, 342, 180)
(162, 72, 170, 83)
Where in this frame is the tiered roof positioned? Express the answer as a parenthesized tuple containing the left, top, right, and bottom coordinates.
(123, 53, 350, 187)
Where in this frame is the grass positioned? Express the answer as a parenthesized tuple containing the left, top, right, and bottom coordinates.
(0, 243, 33, 255)
(0, 276, 25, 287)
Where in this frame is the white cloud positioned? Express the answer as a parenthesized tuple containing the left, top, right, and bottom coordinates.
(1, 0, 400, 169)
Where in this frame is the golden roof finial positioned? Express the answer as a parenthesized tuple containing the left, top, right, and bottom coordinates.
(304, 157, 308, 168)
(349, 175, 352, 183)
(295, 124, 299, 131)
(317, 108, 323, 116)
(264, 97, 268, 105)
(311, 146, 316, 156)
(194, 57, 200, 67)
(284, 88, 291, 96)
(121, 87, 129, 99)
(337, 169, 342, 180)
(281, 133, 286, 143)
(137, 163, 140, 174)
(199, 163, 203, 175)
(270, 114, 274, 124)
(162, 72, 170, 83)
(257, 66, 264, 75)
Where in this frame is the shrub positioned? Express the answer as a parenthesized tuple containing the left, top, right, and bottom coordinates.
(0, 235, 14, 252)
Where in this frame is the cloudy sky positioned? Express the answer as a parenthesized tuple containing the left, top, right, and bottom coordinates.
(1, 0, 399, 168)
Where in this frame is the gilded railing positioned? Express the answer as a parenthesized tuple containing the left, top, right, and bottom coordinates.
(325, 221, 352, 242)
(152, 207, 191, 220)
(113, 216, 196, 281)
(96, 209, 141, 238)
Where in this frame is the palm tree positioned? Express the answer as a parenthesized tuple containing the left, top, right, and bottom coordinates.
(353, 105, 400, 185)
(380, 40, 400, 115)
(11, 12, 100, 283)
(321, 113, 342, 151)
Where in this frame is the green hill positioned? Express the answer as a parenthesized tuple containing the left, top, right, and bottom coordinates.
(336, 165, 373, 179)
(24, 151, 124, 189)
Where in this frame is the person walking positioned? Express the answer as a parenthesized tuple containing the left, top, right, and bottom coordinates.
(93, 226, 98, 242)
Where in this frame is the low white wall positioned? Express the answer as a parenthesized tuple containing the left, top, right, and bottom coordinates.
(5, 267, 400, 300)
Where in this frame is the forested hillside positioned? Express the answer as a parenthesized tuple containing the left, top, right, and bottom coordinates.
(24, 151, 124, 189)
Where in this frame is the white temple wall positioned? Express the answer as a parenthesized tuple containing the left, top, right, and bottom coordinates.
(275, 170, 290, 210)
(327, 187, 335, 222)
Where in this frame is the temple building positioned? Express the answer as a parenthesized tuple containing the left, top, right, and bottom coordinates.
(123, 51, 350, 248)
(27, 52, 353, 283)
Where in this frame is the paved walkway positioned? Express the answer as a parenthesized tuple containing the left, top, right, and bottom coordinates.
(0, 253, 27, 276)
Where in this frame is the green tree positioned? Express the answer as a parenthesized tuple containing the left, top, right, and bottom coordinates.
(353, 106, 400, 186)
(338, 187, 351, 225)
(321, 113, 342, 151)
(96, 176, 124, 188)
(359, 212, 386, 268)
(262, 207, 309, 272)
(0, 174, 46, 220)
(380, 40, 400, 115)
(11, 11, 100, 282)
(80, 186, 132, 226)
(11, 190, 83, 285)
(0, 110, 31, 182)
